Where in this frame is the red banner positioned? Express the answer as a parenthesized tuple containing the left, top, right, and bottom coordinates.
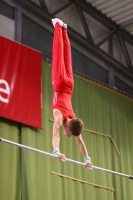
(0, 36, 42, 128)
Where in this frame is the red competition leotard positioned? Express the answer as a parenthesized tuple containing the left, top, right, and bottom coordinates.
(52, 23, 76, 123)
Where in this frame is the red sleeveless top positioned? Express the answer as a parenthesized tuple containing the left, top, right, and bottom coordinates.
(52, 92, 76, 123)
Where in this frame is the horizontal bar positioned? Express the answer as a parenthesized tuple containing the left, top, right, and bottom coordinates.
(0, 137, 133, 179)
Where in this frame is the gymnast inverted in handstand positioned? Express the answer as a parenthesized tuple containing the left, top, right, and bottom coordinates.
(52, 18, 92, 169)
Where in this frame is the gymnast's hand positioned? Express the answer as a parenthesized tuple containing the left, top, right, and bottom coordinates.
(56, 152, 65, 162)
(85, 160, 93, 170)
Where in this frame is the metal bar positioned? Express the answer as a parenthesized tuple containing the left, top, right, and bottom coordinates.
(0, 137, 133, 179)
(108, 67, 115, 87)
(96, 29, 116, 47)
(51, 0, 75, 16)
(38, 0, 48, 11)
(108, 37, 115, 87)
(14, 4, 22, 42)
(75, 1, 93, 42)
(109, 36, 113, 57)
(116, 31, 133, 70)
(51, 171, 115, 191)
(120, 21, 133, 29)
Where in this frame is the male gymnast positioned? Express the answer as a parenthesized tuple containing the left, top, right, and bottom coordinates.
(52, 18, 92, 169)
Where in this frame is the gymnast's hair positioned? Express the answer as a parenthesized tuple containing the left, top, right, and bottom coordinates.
(69, 118, 84, 136)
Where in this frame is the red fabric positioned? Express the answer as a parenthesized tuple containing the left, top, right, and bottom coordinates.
(52, 23, 76, 122)
(0, 36, 42, 128)
(52, 92, 75, 122)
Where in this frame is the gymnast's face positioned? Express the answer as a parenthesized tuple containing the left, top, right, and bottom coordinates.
(64, 124, 72, 138)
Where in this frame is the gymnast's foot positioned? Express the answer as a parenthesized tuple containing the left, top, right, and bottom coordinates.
(63, 23, 67, 29)
(55, 18, 67, 29)
(52, 18, 67, 29)
(52, 18, 63, 27)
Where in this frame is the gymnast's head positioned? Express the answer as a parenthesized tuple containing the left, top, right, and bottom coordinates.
(64, 118, 84, 137)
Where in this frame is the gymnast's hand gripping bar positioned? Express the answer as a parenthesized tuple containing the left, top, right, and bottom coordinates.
(0, 137, 133, 179)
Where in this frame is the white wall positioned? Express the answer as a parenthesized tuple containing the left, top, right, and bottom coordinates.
(0, 14, 15, 40)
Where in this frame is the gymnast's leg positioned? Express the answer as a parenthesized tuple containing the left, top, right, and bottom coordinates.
(52, 21, 65, 89)
(62, 27, 73, 79)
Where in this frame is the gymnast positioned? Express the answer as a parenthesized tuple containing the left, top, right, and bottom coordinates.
(51, 18, 92, 169)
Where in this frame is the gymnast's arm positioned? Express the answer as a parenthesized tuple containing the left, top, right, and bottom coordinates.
(76, 135, 92, 169)
(52, 109, 65, 161)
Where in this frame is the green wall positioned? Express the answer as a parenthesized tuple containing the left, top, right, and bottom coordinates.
(0, 61, 133, 200)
